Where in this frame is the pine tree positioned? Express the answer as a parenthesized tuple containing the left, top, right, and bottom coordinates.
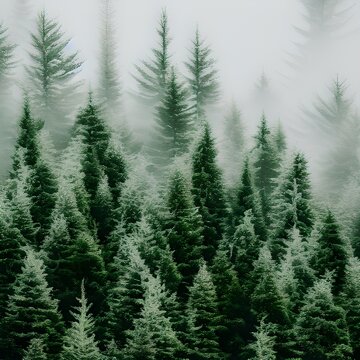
(152, 69, 193, 166)
(270, 152, 313, 261)
(3, 249, 64, 360)
(222, 102, 245, 186)
(211, 246, 244, 357)
(165, 169, 203, 299)
(23, 338, 47, 360)
(192, 122, 227, 261)
(0, 198, 26, 319)
(133, 9, 171, 104)
(186, 263, 221, 360)
(251, 246, 289, 326)
(61, 282, 103, 360)
(248, 319, 277, 360)
(185, 28, 219, 121)
(26, 11, 83, 149)
(123, 275, 181, 360)
(272, 121, 287, 156)
(231, 158, 267, 241)
(293, 277, 353, 360)
(341, 257, 360, 358)
(253, 114, 279, 221)
(316, 211, 349, 295)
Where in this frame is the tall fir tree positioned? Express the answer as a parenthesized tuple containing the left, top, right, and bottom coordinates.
(123, 275, 181, 360)
(152, 69, 193, 167)
(165, 169, 204, 299)
(185, 28, 219, 121)
(133, 9, 171, 104)
(61, 282, 103, 360)
(253, 114, 279, 221)
(186, 263, 221, 360)
(192, 122, 227, 261)
(270, 152, 314, 261)
(3, 249, 64, 360)
(26, 11, 83, 149)
(293, 277, 353, 360)
(315, 211, 349, 295)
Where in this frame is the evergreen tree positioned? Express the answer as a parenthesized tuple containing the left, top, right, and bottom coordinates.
(152, 69, 193, 166)
(341, 257, 360, 358)
(186, 263, 221, 360)
(3, 249, 64, 360)
(26, 11, 83, 149)
(293, 277, 353, 360)
(211, 246, 244, 357)
(270, 152, 313, 261)
(222, 102, 245, 186)
(316, 211, 349, 295)
(272, 121, 287, 156)
(251, 246, 289, 326)
(0, 23, 15, 78)
(123, 275, 181, 360)
(61, 282, 103, 360)
(231, 158, 267, 241)
(248, 319, 277, 360)
(165, 169, 203, 299)
(192, 122, 227, 261)
(133, 9, 171, 104)
(253, 114, 279, 221)
(23, 338, 47, 360)
(185, 28, 219, 121)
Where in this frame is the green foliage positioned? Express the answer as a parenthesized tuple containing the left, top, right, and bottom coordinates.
(133, 9, 171, 103)
(27, 11, 82, 149)
(61, 282, 103, 360)
(4, 249, 64, 360)
(293, 277, 353, 360)
(186, 263, 221, 360)
(248, 319, 277, 360)
(23, 338, 47, 360)
(185, 28, 219, 120)
(192, 122, 227, 261)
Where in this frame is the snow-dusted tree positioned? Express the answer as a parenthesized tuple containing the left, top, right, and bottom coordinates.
(293, 277, 353, 359)
(186, 263, 221, 360)
(251, 246, 289, 326)
(253, 114, 279, 221)
(185, 28, 219, 121)
(152, 69, 193, 167)
(23, 338, 47, 360)
(26, 11, 82, 149)
(165, 169, 203, 299)
(61, 282, 103, 360)
(133, 9, 171, 104)
(3, 249, 64, 359)
(315, 210, 349, 295)
(192, 122, 227, 261)
(270, 152, 313, 261)
(123, 275, 181, 359)
(341, 257, 360, 358)
(222, 102, 245, 185)
(248, 319, 277, 360)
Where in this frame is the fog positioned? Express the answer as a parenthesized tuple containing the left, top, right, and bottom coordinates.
(2, 0, 360, 189)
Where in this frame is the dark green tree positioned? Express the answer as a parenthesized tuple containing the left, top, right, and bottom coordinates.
(192, 122, 227, 261)
(26, 11, 83, 149)
(186, 263, 221, 360)
(133, 9, 171, 104)
(185, 28, 219, 121)
(293, 277, 353, 360)
(253, 114, 279, 221)
(152, 69, 193, 166)
(315, 211, 349, 295)
(165, 169, 203, 299)
(3, 249, 64, 360)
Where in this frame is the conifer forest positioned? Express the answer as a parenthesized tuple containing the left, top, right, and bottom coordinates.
(2, 0, 360, 359)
